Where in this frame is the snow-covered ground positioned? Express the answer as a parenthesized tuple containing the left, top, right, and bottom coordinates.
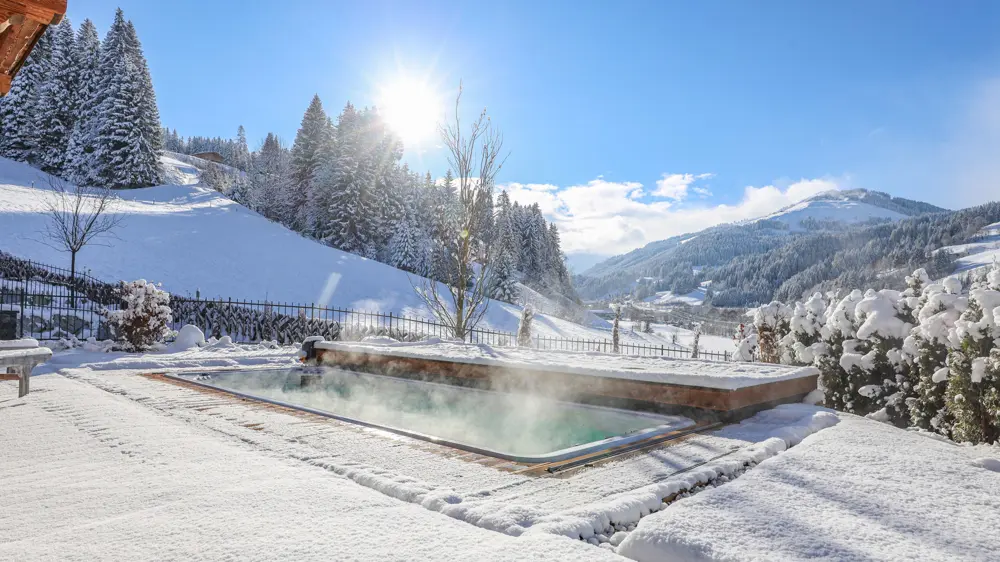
(0, 155, 652, 344)
(7, 347, 998, 560)
(619, 415, 1000, 561)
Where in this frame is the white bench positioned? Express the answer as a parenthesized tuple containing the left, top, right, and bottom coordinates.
(0, 339, 53, 397)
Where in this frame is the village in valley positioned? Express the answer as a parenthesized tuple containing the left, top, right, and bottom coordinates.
(1, 2, 999, 561)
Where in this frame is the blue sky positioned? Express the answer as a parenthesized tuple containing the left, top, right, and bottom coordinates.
(67, 1, 1000, 265)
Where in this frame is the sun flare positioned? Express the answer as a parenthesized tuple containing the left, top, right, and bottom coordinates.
(377, 77, 442, 146)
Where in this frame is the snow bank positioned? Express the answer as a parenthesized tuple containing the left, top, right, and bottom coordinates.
(617, 414, 1000, 562)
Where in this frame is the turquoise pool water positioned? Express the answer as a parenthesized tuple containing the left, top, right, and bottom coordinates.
(174, 367, 693, 461)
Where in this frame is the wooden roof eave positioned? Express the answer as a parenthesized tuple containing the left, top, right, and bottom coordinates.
(0, 0, 67, 96)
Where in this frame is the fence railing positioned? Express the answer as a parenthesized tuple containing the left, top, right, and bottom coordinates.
(0, 254, 734, 361)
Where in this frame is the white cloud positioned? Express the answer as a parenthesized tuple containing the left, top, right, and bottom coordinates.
(652, 173, 713, 200)
(502, 175, 842, 256)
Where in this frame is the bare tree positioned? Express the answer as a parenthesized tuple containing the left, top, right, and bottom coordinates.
(415, 82, 508, 339)
(40, 176, 124, 282)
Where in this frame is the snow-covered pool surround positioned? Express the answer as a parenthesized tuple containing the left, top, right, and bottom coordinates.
(169, 367, 695, 463)
(312, 339, 819, 422)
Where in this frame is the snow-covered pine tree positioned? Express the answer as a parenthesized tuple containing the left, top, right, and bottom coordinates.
(233, 125, 251, 171)
(289, 95, 333, 232)
(388, 210, 424, 273)
(906, 275, 966, 434)
(516, 304, 534, 347)
(847, 288, 916, 424)
(0, 25, 53, 162)
(242, 132, 291, 219)
(35, 18, 78, 175)
(316, 103, 373, 253)
(946, 267, 1000, 444)
(63, 18, 102, 185)
(816, 290, 863, 411)
(779, 292, 827, 365)
(491, 190, 519, 302)
(92, 10, 163, 189)
(123, 19, 163, 183)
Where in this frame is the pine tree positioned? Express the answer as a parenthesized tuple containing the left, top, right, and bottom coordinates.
(289, 95, 333, 232)
(0, 26, 53, 161)
(233, 125, 251, 171)
(92, 9, 162, 189)
(36, 18, 78, 175)
(491, 190, 519, 302)
(817, 290, 863, 411)
(388, 210, 424, 273)
(780, 292, 827, 365)
(64, 18, 102, 185)
(946, 268, 1000, 444)
(908, 276, 965, 434)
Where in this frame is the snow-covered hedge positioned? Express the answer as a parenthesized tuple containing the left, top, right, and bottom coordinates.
(740, 266, 1000, 444)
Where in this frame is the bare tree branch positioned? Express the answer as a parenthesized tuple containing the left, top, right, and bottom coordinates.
(39, 175, 124, 281)
(415, 82, 509, 339)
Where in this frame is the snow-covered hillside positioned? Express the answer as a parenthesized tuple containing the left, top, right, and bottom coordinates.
(0, 155, 612, 340)
(759, 190, 906, 231)
(940, 220, 1000, 275)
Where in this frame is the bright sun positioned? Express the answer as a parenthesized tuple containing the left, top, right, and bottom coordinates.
(377, 77, 442, 146)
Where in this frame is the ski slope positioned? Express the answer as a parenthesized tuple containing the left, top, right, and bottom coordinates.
(940, 221, 1000, 275)
(0, 155, 617, 340)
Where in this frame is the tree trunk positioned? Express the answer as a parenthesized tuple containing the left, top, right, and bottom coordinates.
(69, 250, 77, 307)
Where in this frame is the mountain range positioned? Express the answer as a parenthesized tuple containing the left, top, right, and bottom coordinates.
(573, 189, 1000, 306)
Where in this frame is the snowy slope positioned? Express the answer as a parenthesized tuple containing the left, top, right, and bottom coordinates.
(940, 220, 1000, 274)
(758, 191, 907, 231)
(0, 155, 617, 340)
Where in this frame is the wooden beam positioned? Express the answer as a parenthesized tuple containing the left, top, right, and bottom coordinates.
(0, 1, 66, 25)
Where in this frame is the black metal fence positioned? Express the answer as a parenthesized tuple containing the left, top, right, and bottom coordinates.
(0, 254, 733, 361)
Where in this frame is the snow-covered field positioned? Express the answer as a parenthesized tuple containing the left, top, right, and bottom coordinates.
(0, 155, 651, 344)
(5, 346, 998, 561)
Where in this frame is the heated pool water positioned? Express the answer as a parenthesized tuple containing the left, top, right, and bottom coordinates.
(172, 367, 694, 462)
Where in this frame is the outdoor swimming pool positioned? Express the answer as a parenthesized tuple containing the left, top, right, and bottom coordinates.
(171, 367, 694, 463)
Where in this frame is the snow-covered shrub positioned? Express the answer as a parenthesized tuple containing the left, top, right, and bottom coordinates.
(946, 267, 1000, 444)
(906, 276, 966, 433)
(691, 325, 701, 359)
(780, 292, 828, 365)
(816, 290, 862, 411)
(516, 304, 534, 347)
(103, 280, 172, 352)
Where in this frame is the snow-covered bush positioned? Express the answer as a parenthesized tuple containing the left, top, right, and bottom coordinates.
(756, 265, 1000, 444)
(516, 304, 534, 347)
(103, 280, 172, 352)
(816, 290, 862, 412)
(946, 267, 1000, 444)
(780, 292, 828, 365)
(906, 276, 965, 432)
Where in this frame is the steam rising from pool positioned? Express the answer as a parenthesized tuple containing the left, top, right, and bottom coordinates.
(183, 367, 692, 457)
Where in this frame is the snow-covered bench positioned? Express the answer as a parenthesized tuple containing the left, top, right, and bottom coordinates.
(0, 339, 52, 397)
